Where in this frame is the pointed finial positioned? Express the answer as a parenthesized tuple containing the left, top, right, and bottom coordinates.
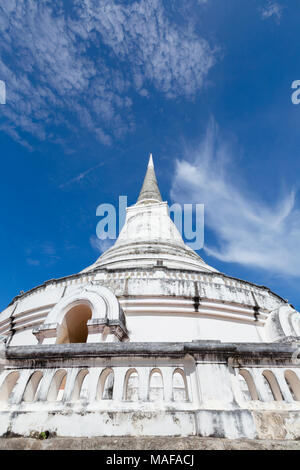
(148, 153, 154, 168)
(136, 153, 162, 204)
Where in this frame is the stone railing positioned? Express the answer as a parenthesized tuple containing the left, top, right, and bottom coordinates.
(0, 341, 300, 439)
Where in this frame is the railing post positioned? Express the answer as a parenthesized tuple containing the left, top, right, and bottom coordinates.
(112, 367, 127, 402)
(162, 367, 173, 402)
(9, 369, 32, 404)
(250, 368, 272, 402)
(36, 369, 56, 401)
(137, 367, 149, 402)
(63, 368, 80, 402)
(272, 368, 294, 402)
(88, 367, 103, 402)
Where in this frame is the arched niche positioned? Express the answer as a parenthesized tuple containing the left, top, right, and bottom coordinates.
(284, 370, 300, 401)
(22, 371, 43, 402)
(33, 285, 128, 344)
(148, 368, 164, 402)
(172, 368, 188, 402)
(238, 369, 259, 401)
(262, 370, 284, 402)
(265, 305, 300, 342)
(47, 370, 67, 401)
(96, 368, 114, 400)
(124, 369, 139, 402)
(71, 369, 89, 401)
(0, 371, 20, 402)
(56, 303, 92, 344)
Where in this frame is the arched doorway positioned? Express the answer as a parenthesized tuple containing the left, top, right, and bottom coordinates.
(56, 303, 92, 344)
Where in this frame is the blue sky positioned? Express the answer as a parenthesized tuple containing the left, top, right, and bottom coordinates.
(1, 0, 300, 312)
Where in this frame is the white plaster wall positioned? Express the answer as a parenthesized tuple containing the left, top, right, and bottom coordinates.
(126, 314, 264, 343)
(9, 329, 39, 347)
(126, 314, 200, 343)
(196, 317, 263, 343)
(13, 285, 65, 315)
(0, 304, 279, 345)
(0, 305, 14, 323)
(0, 267, 296, 346)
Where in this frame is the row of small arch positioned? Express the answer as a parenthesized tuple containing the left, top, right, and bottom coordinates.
(239, 369, 300, 402)
(0, 367, 188, 403)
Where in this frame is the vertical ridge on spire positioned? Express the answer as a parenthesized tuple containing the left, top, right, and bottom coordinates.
(136, 154, 163, 204)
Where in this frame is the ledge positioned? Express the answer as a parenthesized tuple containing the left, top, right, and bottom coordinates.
(6, 265, 287, 310)
(0, 436, 300, 450)
(4, 339, 300, 361)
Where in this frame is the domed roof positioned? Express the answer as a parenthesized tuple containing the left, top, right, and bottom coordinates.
(83, 155, 218, 273)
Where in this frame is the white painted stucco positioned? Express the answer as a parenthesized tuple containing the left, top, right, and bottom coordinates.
(0, 155, 300, 439)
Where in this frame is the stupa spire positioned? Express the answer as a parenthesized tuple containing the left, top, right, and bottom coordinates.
(136, 153, 163, 204)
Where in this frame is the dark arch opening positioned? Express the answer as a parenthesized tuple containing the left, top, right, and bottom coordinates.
(56, 304, 92, 344)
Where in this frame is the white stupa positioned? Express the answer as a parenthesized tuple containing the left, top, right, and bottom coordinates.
(0, 155, 299, 443)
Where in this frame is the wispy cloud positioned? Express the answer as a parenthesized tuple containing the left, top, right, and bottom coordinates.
(26, 242, 60, 268)
(26, 258, 40, 267)
(80, 0, 216, 99)
(0, 0, 215, 148)
(260, 2, 283, 22)
(59, 162, 105, 189)
(89, 235, 114, 254)
(171, 120, 300, 277)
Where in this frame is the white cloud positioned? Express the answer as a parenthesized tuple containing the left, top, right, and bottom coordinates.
(171, 120, 300, 277)
(0, 2, 134, 147)
(0, 0, 215, 147)
(260, 2, 283, 22)
(81, 0, 215, 98)
(89, 235, 114, 254)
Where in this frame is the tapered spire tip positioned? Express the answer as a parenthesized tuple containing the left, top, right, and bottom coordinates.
(148, 153, 154, 168)
(137, 153, 162, 204)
